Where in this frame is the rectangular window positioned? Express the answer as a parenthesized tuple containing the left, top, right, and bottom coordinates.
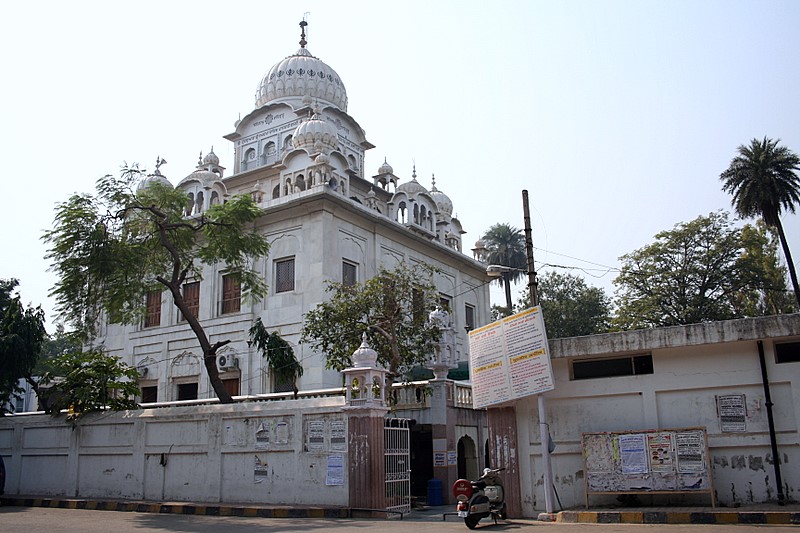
(221, 274, 241, 314)
(181, 281, 200, 321)
(144, 290, 161, 328)
(275, 257, 295, 293)
(775, 341, 800, 363)
(572, 354, 654, 380)
(465, 304, 476, 331)
(342, 260, 357, 287)
(439, 295, 451, 312)
(176, 382, 198, 401)
(141, 386, 158, 403)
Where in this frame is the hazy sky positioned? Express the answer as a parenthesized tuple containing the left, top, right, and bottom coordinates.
(2, 0, 799, 329)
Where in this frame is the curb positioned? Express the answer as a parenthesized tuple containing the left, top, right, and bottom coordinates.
(557, 509, 800, 525)
(0, 496, 350, 519)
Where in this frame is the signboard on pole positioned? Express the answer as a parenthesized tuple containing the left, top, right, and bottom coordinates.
(467, 306, 555, 409)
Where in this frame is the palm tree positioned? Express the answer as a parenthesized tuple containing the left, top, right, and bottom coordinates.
(482, 223, 528, 311)
(720, 137, 800, 309)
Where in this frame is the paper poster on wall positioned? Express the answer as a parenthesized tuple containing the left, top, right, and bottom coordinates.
(647, 432, 674, 472)
(676, 430, 705, 473)
(326, 454, 344, 486)
(717, 394, 746, 432)
(433, 452, 446, 467)
(468, 307, 555, 409)
(274, 421, 289, 445)
(308, 420, 325, 451)
(618, 433, 648, 474)
(583, 433, 615, 473)
(255, 422, 270, 450)
(254, 454, 269, 481)
(330, 420, 346, 451)
(447, 451, 457, 466)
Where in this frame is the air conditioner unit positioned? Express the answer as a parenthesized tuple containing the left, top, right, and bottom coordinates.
(217, 354, 238, 371)
(138, 366, 149, 378)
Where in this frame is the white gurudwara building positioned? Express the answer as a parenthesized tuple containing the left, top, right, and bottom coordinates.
(99, 21, 492, 402)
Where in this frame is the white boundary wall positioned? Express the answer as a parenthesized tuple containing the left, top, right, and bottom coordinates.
(0, 397, 349, 506)
(515, 314, 800, 513)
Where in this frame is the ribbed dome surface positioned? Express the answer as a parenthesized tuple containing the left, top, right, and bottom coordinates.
(137, 170, 173, 191)
(396, 177, 429, 195)
(255, 47, 348, 111)
(292, 112, 339, 154)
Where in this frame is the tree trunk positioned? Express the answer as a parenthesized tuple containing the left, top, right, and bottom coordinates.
(774, 218, 800, 310)
(503, 272, 513, 311)
(164, 281, 234, 403)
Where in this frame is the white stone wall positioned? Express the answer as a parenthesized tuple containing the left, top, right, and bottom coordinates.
(515, 315, 800, 513)
(0, 398, 349, 506)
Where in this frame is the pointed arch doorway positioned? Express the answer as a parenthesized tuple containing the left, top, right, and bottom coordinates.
(457, 435, 479, 481)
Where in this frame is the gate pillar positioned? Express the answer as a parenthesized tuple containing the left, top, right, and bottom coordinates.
(342, 335, 390, 511)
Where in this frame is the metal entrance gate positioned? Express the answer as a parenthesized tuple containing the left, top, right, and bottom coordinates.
(384, 418, 411, 514)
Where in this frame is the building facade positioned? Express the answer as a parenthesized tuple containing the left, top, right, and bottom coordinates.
(97, 22, 492, 403)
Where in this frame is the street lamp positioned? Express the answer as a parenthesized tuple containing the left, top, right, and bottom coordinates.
(485, 264, 539, 308)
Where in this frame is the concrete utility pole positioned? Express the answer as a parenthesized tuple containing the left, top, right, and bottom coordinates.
(522, 190, 555, 515)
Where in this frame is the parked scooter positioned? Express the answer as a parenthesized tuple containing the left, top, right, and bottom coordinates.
(452, 467, 507, 529)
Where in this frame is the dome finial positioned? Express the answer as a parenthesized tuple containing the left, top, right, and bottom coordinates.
(412, 161, 417, 180)
(299, 19, 308, 48)
(431, 173, 437, 191)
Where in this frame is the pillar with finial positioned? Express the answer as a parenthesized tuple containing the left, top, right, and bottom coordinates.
(342, 332, 389, 511)
(342, 333, 389, 407)
(427, 307, 457, 380)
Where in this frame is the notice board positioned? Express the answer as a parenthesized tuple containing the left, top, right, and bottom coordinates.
(581, 427, 715, 507)
(467, 306, 555, 409)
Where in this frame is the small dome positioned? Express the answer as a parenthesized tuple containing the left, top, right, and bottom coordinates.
(203, 148, 220, 167)
(292, 112, 338, 154)
(178, 169, 223, 189)
(430, 176, 453, 216)
(474, 238, 486, 249)
(137, 169, 173, 191)
(396, 176, 428, 195)
(314, 152, 330, 165)
(378, 158, 393, 175)
(351, 333, 378, 368)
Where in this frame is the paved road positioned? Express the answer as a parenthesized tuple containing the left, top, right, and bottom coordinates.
(1, 506, 797, 532)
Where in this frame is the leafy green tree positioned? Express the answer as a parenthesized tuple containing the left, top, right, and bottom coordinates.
(249, 318, 303, 397)
(482, 223, 527, 311)
(613, 211, 789, 330)
(35, 323, 82, 376)
(38, 350, 139, 423)
(720, 137, 800, 308)
(301, 263, 442, 379)
(43, 164, 270, 403)
(0, 279, 46, 414)
(735, 222, 796, 315)
(517, 272, 611, 338)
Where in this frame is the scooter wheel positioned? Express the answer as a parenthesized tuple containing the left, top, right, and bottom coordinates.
(465, 515, 480, 529)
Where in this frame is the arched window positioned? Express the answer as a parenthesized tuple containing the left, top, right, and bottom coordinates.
(397, 201, 407, 224)
(284, 177, 292, 196)
(413, 204, 420, 224)
(186, 192, 195, 216)
(272, 184, 280, 199)
(210, 191, 220, 205)
(347, 154, 357, 170)
(295, 174, 306, 191)
(264, 141, 276, 164)
(283, 135, 293, 152)
(339, 180, 345, 194)
(195, 191, 204, 214)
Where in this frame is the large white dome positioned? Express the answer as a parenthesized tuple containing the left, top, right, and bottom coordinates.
(254, 28, 348, 112)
